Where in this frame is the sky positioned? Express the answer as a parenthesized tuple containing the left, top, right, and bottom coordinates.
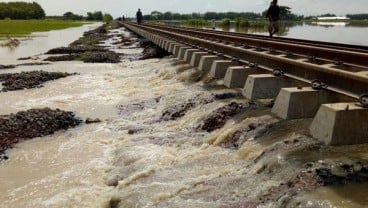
(2, 0, 368, 18)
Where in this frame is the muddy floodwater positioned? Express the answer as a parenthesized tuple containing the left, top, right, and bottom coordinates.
(0, 23, 101, 64)
(0, 22, 368, 208)
(193, 21, 368, 46)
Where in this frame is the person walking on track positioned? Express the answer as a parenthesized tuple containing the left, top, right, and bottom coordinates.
(266, 0, 280, 37)
(136, 8, 143, 24)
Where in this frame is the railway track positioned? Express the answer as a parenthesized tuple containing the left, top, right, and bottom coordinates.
(122, 22, 368, 145)
(149, 23, 368, 57)
(124, 22, 368, 100)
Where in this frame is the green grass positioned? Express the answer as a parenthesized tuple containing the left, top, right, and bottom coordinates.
(0, 19, 88, 38)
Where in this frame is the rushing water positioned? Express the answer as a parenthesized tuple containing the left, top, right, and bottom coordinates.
(0, 23, 368, 207)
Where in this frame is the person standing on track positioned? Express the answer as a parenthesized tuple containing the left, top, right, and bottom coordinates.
(136, 8, 143, 24)
(211, 19, 216, 30)
(266, 0, 280, 37)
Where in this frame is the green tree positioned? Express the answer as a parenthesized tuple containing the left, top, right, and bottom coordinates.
(221, 18, 230, 27)
(0, 1, 45, 19)
(151, 11, 163, 20)
(191, 12, 201, 19)
(163, 12, 172, 20)
(30, 2, 45, 19)
(103, 13, 113, 22)
(180, 14, 192, 20)
(172, 13, 181, 20)
(319, 13, 336, 17)
(62, 12, 83, 20)
(63, 12, 74, 19)
(204, 12, 217, 20)
(86, 11, 103, 21)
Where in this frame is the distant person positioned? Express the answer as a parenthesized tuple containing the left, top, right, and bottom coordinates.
(136, 8, 143, 24)
(122, 15, 125, 22)
(211, 19, 216, 30)
(266, 0, 280, 37)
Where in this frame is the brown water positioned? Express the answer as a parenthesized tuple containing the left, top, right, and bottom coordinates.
(197, 21, 368, 46)
(0, 23, 101, 64)
(0, 24, 368, 208)
(299, 183, 368, 208)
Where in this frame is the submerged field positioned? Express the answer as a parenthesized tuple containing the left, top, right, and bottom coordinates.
(0, 20, 89, 38)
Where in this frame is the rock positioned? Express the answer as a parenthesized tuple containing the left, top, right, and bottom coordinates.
(140, 45, 170, 60)
(160, 96, 213, 121)
(127, 127, 143, 134)
(212, 92, 242, 100)
(198, 102, 249, 132)
(314, 161, 368, 185)
(85, 118, 102, 124)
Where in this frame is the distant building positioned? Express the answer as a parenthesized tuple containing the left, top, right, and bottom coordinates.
(316, 16, 350, 21)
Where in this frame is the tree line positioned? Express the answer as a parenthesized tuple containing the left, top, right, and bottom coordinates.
(0, 1, 45, 19)
(143, 7, 302, 21)
(0, 1, 113, 22)
(62, 11, 113, 22)
(143, 10, 368, 21)
(346, 14, 368, 20)
(63, 11, 104, 21)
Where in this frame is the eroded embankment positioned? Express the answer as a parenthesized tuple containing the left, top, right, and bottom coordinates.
(1, 21, 368, 208)
(109, 76, 368, 207)
(0, 20, 166, 162)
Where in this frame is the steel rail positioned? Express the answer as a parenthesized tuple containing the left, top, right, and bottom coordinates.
(133, 23, 368, 67)
(151, 23, 368, 53)
(123, 22, 368, 98)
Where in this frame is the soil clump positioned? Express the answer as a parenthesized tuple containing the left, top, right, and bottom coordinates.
(0, 108, 82, 162)
(0, 70, 75, 92)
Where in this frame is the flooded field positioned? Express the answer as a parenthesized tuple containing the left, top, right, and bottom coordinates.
(0, 22, 368, 208)
(0, 23, 101, 64)
(185, 21, 368, 46)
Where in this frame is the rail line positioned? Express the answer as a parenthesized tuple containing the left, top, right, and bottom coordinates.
(123, 22, 368, 101)
(121, 22, 368, 145)
(152, 23, 368, 55)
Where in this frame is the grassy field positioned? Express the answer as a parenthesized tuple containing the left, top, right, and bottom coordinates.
(0, 19, 88, 38)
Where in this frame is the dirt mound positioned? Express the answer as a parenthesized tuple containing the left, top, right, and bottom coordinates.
(0, 71, 74, 92)
(0, 108, 82, 161)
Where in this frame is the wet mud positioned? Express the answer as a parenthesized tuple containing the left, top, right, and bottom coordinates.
(44, 21, 168, 63)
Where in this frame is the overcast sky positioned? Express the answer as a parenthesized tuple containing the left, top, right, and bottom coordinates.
(2, 0, 368, 18)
